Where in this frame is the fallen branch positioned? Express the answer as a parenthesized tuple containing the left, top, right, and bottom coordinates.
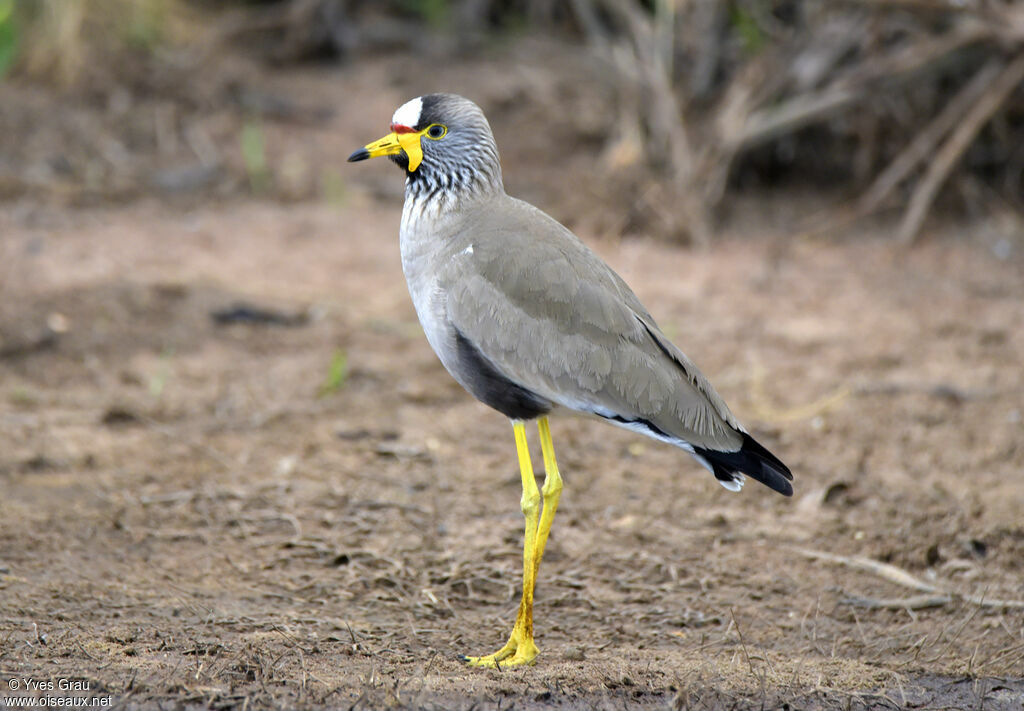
(794, 548, 1024, 609)
(795, 548, 937, 593)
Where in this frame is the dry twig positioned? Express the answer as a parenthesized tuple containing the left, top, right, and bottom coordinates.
(898, 52, 1024, 244)
(843, 594, 953, 610)
(857, 58, 1005, 216)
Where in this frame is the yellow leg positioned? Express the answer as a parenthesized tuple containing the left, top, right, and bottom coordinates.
(534, 416, 564, 578)
(464, 417, 562, 668)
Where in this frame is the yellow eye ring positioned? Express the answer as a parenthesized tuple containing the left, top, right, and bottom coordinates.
(424, 124, 447, 140)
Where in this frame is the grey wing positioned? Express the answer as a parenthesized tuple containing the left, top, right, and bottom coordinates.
(439, 199, 743, 452)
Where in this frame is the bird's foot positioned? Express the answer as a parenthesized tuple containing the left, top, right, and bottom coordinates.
(461, 633, 539, 668)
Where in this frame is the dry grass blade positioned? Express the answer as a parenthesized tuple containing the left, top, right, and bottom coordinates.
(749, 362, 852, 424)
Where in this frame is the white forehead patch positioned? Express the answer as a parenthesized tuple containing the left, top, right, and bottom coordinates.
(392, 97, 423, 128)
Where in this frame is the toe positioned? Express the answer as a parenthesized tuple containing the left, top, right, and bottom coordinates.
(462, 645, 538, 668)
(463, 654, 502, 668)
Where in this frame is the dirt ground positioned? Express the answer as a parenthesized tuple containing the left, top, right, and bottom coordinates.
(2, 52, 1024, 710)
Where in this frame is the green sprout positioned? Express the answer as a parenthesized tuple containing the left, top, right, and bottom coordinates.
(241, 118, 270, 193)
(149, 348, 174, 398)
(0, 0, 19, 78)
(319, 350, 348, 397)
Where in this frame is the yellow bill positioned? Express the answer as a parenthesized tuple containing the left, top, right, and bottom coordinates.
(347, 129, 425, 172)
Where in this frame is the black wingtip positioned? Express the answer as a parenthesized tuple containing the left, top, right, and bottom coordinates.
(695, 433, 793, 496)
(347, 148, 370, 163)
(741, 432, 794, 496)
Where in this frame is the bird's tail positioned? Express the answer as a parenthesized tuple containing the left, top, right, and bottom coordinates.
(693, 434, 793, 496)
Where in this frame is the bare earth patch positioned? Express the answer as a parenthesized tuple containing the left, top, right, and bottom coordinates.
(2, 196, 1022, 709)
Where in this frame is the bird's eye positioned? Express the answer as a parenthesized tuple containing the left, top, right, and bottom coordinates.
(425, 124, 447, 140)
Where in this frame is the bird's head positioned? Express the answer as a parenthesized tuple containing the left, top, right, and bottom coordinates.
(348, 93, 503, 195)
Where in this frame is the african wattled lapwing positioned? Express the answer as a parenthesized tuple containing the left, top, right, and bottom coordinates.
(348, 93, 792, 667)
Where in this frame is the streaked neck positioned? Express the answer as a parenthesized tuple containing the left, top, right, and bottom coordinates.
(402, 157, 503, 233)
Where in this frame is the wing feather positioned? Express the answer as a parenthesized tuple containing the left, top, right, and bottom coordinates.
(440, 196, 742, 451)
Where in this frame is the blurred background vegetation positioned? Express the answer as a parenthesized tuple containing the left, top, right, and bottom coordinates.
(1, 0, 1022, 245)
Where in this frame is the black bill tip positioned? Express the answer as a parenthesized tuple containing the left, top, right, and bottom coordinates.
(347, 148, 370, 163)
